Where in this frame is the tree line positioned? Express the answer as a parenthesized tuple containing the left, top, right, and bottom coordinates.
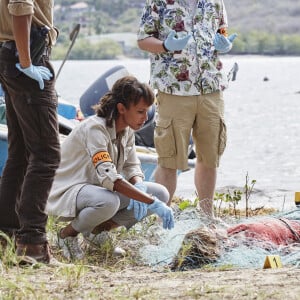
(51, 1, 300, 59)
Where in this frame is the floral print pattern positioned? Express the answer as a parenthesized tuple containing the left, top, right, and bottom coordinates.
(138, 0, 229, 95)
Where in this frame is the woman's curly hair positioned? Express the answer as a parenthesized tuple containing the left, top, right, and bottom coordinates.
(93, 75, 154, 127)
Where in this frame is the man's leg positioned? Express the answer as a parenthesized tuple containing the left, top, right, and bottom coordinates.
(193, 91, 226, 218)
(7, 60, 61, 264)
(16, 99, 60, 245)
(154, 166, 177, 206)
(194, 161, 217, 217)
(0, 91, 26, 235)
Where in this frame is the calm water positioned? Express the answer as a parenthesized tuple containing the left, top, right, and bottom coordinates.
(53, 56, 300, 210)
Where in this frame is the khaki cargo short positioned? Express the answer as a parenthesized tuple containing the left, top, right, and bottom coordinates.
(154, 91, 227, 171)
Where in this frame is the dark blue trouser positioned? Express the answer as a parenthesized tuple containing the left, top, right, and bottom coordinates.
(0, 45, 60, 244)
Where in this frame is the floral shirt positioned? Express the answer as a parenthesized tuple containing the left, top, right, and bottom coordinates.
(137, 0, 229, 96)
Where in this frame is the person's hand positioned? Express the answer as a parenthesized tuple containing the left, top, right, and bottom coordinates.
(213, 33, 237, 53)
(15, 63, 53, 90)
(164, 30, 191, 52)
(127, 182, 148, 221)
(148, 197, 174, 230)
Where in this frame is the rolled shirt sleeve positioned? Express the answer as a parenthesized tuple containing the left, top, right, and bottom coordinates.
(8, 0, 34, 16)
(92, 153, 123, 191)
(5, 0, 57, 46)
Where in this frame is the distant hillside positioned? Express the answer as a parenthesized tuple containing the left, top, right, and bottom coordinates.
(226, 0, 300, 34)
(52, 1, 300, 58)
(54, 0, 300, 35)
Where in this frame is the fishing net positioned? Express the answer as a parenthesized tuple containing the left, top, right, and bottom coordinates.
(139, 207, 300, 270)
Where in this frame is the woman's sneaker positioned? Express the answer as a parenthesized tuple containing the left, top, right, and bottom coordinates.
(83, 231, 111, 248)
(57, 232, 84, 260)
(83, 231, 126, 257)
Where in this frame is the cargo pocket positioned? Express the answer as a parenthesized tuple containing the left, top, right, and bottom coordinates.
(218, 118, 227, 155)
(154, 118, 176, 157)
(36, 105, 59, 139)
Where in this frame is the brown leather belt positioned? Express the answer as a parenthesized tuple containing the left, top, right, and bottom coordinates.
(0, 41, 51, 56)
(0, 41, 16, 51)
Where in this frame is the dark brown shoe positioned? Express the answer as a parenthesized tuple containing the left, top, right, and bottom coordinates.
(16, 242, 51, 264)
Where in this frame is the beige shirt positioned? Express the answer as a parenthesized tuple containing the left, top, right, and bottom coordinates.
(0, 0, 57, 45)
(46, 115, 144, 219)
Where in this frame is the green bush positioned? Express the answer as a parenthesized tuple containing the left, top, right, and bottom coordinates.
(52, 38, 122, 60)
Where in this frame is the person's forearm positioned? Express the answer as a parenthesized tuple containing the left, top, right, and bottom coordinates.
(113, 179, 154, 204)
(12, 14, 32, 68)
(138, 37, 167, 54)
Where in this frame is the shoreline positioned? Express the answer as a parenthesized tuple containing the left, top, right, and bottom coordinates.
(174, 183, 298, 212)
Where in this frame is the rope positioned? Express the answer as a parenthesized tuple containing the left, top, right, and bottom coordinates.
(277, 218, 300, 242)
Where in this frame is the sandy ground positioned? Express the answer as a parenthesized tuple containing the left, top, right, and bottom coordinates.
(1, 198, 299, 299)
(1, 264, 300, 299)
(100, 266, 300, 300)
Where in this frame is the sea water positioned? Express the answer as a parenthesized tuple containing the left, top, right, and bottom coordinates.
(53, 56, 300, 211)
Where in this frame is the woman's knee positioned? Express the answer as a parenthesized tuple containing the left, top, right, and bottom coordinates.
(89, 192, 120, 217)
(145, 182, 169, 204)
(102, 194, 120, 215)
(77, 185, 120, 215)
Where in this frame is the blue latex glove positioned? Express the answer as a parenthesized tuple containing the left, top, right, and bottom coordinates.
(127, 182, 148, 221)
(16, 63, 53, 90)
(148, 197, 174, 230)
(164, 30, 191, 52)
(214, 33, 237, 53)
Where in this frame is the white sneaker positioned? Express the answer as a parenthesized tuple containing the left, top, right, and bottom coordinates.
(83, 231, 126, 257)
(83, 231, 112, 248)
(57, 233, 85, 260)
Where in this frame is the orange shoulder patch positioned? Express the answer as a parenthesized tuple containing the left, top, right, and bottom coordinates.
(92, 151, 112, 166)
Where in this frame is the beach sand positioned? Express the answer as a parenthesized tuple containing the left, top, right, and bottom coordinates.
(1, 264, 300, 299)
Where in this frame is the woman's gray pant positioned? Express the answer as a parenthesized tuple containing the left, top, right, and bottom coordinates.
(71, 182, 169, 234)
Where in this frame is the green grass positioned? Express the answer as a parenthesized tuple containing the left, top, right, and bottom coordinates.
(0, 196, 285, 300)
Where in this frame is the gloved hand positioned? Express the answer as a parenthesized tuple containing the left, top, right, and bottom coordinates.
(15, 63, 53, 90)
(213, 33, 237, 53)
(164, 30, 191, 52)
(127, 182, 148, 221)
(148, 197, 174, 230)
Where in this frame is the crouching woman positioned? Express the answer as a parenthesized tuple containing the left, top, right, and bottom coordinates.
(46, 76, 174, 260)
